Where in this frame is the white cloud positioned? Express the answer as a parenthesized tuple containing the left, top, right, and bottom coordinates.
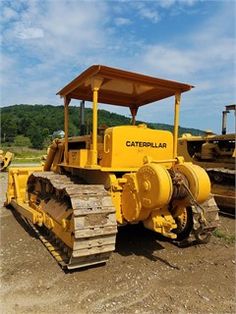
(138, 1, 236, 83)
(114, 17, 132, 26)
(0, 54, 17, 87)
(128, 3, 235, 133)
(1, 0, 235, 133)
(141, 36, 235, 81)
(1, 6, 18, 21)
(1, 0, 112, 105)
(142, 45, 198, 78)
(127, 0, 198, 24)
(178, 0, 197, 6)
(16, 27, 44, 39)
(158, 0, 197, 8)
(135, 2, 161, 23)
(2, 1, 108, 54)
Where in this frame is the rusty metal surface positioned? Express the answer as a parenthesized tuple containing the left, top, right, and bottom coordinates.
(206, 168, 235, 212)
(28, 172, 117, 269)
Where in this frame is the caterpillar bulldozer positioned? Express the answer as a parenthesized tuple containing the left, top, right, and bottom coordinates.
(178, 104, 235, 214)
(6, 65, 219, 270)
(0, 150, 13, 171)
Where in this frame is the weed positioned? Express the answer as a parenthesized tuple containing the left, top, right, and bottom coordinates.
(213, 228, 235, 244)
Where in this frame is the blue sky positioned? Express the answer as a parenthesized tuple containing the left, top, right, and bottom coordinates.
(1, 0, 235, 133)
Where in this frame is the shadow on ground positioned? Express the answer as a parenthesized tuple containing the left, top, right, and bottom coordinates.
(7, 207, 181, 270)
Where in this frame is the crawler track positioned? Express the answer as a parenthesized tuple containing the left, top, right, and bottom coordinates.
(174, 196, 220, 246)
(206, 168, 235, 182)
(206, 168, 235, 215)
(219, 210, 235, 218)
(28, 172, 117, 269)
(191, 196, 220, 243)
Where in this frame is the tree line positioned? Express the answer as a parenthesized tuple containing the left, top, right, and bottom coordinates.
(1, 104, 204, 149)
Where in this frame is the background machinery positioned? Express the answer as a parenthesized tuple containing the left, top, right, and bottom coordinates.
(6, 65, 219, 270)
(0, 150, 13, 171)
(178, 104, 235, 214)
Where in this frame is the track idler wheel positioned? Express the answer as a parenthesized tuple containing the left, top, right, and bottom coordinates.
(173, 207, 193, 241)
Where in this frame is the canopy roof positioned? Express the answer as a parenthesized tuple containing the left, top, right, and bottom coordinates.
(57, 65, 194, 108)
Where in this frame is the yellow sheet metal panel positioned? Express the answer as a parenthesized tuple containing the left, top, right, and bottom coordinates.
(100, 125, 173, 168)
(44, 140, 58, 171)
(121, 173, 145, 222)
(68, 149, 88, 167)
(137, 163, 173, 210)
(121, 164, 173, 223)
(10, 200, 43, 225)
(6, 166, 43, 204)
(174, 163, 211, 204)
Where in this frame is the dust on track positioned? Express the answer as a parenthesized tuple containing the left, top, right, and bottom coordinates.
(0, 172, 235, 314)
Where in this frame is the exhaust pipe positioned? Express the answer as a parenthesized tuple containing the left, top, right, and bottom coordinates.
(222, 104, 236, 135)
(80, 100, 86, 136)
(222, 110, 228, 135)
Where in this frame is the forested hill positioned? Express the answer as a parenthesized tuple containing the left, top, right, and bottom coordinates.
(1, 105, 204, 149)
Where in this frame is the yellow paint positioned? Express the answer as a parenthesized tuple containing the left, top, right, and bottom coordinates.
(143, 207, 177, 239)
(68, 149, 89, 167)
(174, 163, 211, 203)
(109, 175, 125, 224)
(173, 93, 181, 158)
(233, 148, 236, 158)
(0, 151, 13, 171)
(44, 140, 58, 171)
(6, 139, 211, 242)
(121, 163, 173, 222)
(100, 125, 173, 168)
(6, 66, 214, 245)
(64, 97, 71, 164)
(92, 87, 98, 166)
(6, 166, 43, 205)
(10, 200, 43, 225)
(137, 163, 173, 209)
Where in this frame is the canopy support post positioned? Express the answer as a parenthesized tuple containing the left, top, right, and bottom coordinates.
(130, 107, 138, 125)
(64, 97, 71, 164)
(92, 87, 99, 165)
(91, 78, 103, 166)
(173, 93, 181, 159)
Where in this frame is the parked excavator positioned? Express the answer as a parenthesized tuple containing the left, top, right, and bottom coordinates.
(0, 150, 13, 171)
(178, 104, 235, 215)
(6, 65, 219, 270)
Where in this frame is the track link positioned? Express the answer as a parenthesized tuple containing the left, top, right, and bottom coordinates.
(206, 168, 235, 184)
(191, 195, 220, 243)
(206, 168, 235, 214)
(28, 172, 117, 270)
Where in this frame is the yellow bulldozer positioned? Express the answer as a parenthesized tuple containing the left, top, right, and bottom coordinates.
(0, 150, 13, 171)
(6, 65, 219, 270)
(178, 104, 235, 215)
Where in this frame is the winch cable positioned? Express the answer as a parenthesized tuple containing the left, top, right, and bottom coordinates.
(180, 179, 207, 225)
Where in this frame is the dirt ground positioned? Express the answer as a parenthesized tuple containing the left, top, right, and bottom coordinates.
(0, 171, 235, 314)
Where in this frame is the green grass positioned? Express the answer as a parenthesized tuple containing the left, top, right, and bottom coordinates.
(2, 146, 46, 164)
(213, 229, 235, 244)
(12, 158, 42, 163)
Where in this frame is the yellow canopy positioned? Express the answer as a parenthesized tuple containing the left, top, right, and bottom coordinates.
(57, 65, 193, 107)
